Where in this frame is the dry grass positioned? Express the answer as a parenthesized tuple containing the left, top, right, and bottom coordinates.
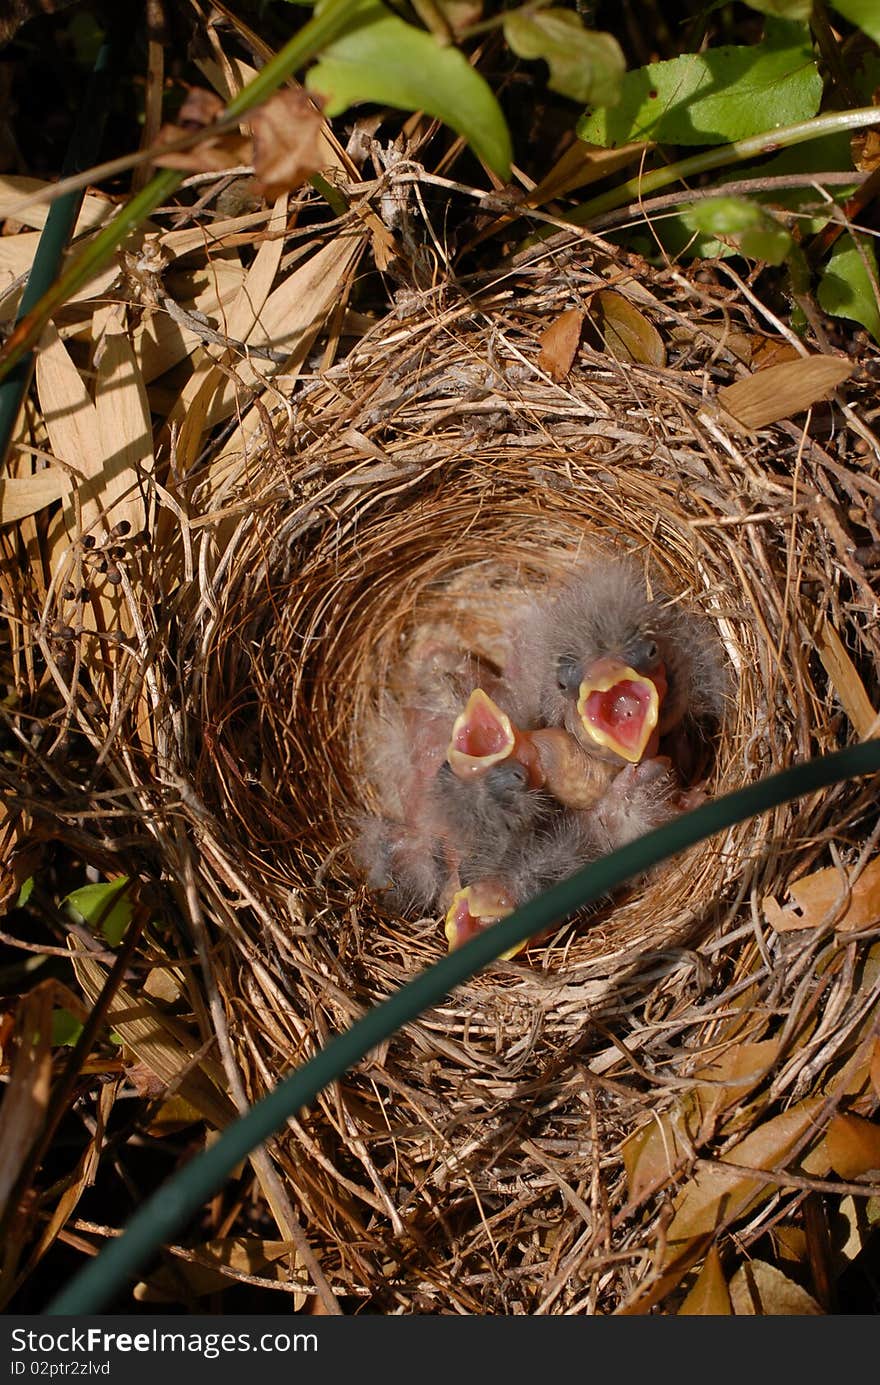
(2, 156, 880, 1312)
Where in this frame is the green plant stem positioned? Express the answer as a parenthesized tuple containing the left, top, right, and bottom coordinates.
(565, 106, 880, 229)
(45, 740, 880, 1314)
(0, 0, 361, 388)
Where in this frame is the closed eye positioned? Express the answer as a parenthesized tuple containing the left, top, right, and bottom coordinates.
(628, 637, 659, 671)
(556, 654, 582, 694)
(489, 761, 528, 793)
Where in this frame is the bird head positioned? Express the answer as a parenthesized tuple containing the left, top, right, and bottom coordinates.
(550, 590, 669, 763)
(446, 688, 543, 785)
(538, 557, 727, 760)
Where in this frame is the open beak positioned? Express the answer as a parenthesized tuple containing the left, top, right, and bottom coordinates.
(576, 657, 665, 763)
(447, 689, 515, 778)
(443, 882, 526, 959)
(446, 689, 542, 785)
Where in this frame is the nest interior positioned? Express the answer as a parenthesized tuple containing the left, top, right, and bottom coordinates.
(18, 234, 880, 1312)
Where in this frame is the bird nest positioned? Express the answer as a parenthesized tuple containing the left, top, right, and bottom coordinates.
(14, 229, 880, 1313)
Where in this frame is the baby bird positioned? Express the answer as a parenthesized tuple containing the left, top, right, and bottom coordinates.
(351, 659, 553, 915)
(511, 554, 728, 766)
(590, 755, 682, 853)
(443, 755, 686, 955)
(444, 806, 601, 955)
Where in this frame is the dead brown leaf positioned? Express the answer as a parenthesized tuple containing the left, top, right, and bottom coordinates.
(69, 939, 235, 1131)
(750, 338, 801, 371)
(852, 129, 880, 173)
(715, 355, 853, 432)
(671, 321, 755, 364)
(153, 129, 251, 175)
(663, 1097, 825, 1249)
(694, 1038, 781, 1133)
(353, 202, 398, 271)
(824, 1113, 880, 1180)
(0, 471, 67, 523)
(772, 1223, 808, 1266)
(852, 94, 880, 173)
(623, 1039, 780, 1207)
(92, 305, 154, 538)
(154, 86, 328, 192)
(178, 88, 225, 127)
(621, 1095, 701, 1203)
(763, 856, 880, 934)
(677, 1245, 732, 1314)
(0, 175, 112, 234)
(729, 1260, 823, 1314)
(525, 140, 646, 209)
(144, 1094, 207, 1136)
(250, 89, 327, 199)
(870, 1039, 880, 1101)
(591, 289, 666, 367)
(537, 308, 584, 381)
(831, 1195, 873, 1267)
(204, 229, 367, 500)
(154, 88, 248, 174)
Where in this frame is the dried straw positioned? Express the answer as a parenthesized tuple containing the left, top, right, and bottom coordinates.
(7, 222, 880, 1312)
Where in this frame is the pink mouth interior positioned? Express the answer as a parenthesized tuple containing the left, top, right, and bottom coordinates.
(445, 884, 520, 955)
(452, 698, 510, 759)
(582, 679, 654, 755)
(446, 894, 484, 949)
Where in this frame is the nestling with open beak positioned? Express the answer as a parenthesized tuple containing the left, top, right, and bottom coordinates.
(511, 555, 728, 767)
(351, 661, 555, 915)
(442, 754, 688, 956)
(443, 806, 601, 956)
(352, 560, 726, 949)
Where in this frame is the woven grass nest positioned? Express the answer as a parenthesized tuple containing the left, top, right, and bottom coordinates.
(20, 228, 880, 1312)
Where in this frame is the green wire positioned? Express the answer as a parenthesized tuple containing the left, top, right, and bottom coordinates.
(0, 41, 114, 466)
(45, 740, 880, 1313)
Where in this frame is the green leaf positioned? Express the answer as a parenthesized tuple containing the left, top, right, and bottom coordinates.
(684, 197, 793, 264)
(738, 224, 793, 264)
(64, 876, 133, 946)
(830, 0, 880, 44)
(504, 9, 625, 107)
(305, 0, 511, 177)
(51, 1008, 84, 1048)
(15, 876, 35, 908)
(818, 233, 880, 344)
(578, 25, 821, 147)
(687, 196, 765, 235)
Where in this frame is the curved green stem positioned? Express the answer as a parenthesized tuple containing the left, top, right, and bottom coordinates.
(565, 106, 880, 229)
(45, 740, 880, 1314)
